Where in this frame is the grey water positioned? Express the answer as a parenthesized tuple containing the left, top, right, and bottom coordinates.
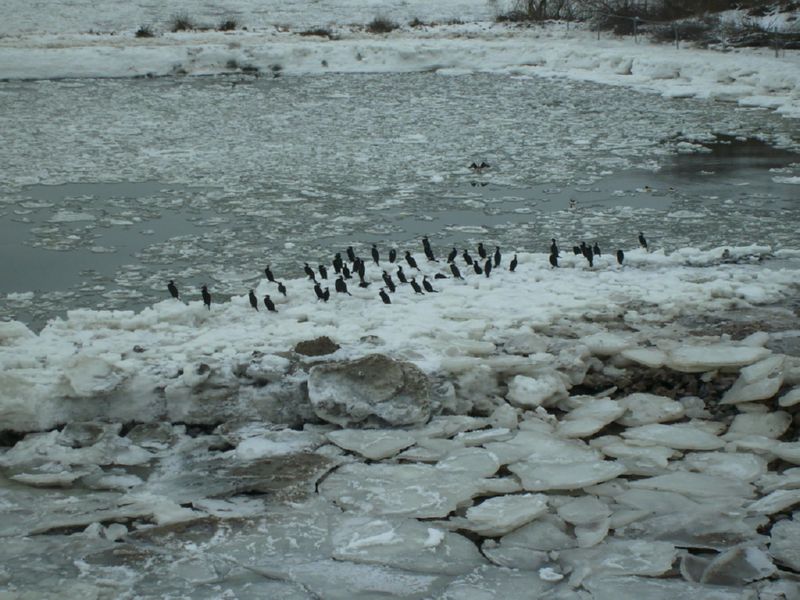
(1, 72, 799, 329)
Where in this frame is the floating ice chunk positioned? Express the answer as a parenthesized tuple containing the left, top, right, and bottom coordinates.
(581, 333, 635, 356)
(411, 416, 489, 440)
(617, 488, 702, 513)
(616, 393, 685, 426)
(746, 489, 800, 515)
(575, 518, 611, 548)
(326, 429, 416, 460)
(600, 441, 676, 472)
(538, 567, 564, 582)
(506, 373, 568, 408)
(436, 447, 500, 477)
(622, 423, 724, 450)
(682, 452, 767, 482)
(440, 564, 557, 599)
(463, 493, 549, 537)
(758, 467, 800, 493)
(680, 396, 712, 419)
(556, 398, 624, 438)
(485, 430, 597, 466)
(621, 347, 667, 368)
(560, 539, 677, 578)
(724, 411, 791, 439)
(772, 442, 800, 465)
(582, 574, 748, 600)
(454, 428, 514, 446)
(63, 354, 125, 397)
(331, 516, 485, 575)
(667, 344, 770, 373)
(510, 458, 626, 492)
(700, 546, 776, 585)
(629, 472, 754, 499)
(497, 514, 576, 552)
(10, 464, 98, 487)
(739, 355, 785, 384)
(0, 320, 35, 345)
(236, 429, 325, 460)
(396, 438, 463, 462)
(778, 387, 800, 407)
(770, 518, 800, 571)
(720, 371, 783, 405)
(557, 496, 611, 526)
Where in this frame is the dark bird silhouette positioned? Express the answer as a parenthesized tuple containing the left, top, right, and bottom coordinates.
(388, 248, 397, 263)
(586, 253, 594, 268)
(249, 289, 258, 310)
(318, 264, 328, 280)
(493, 246, 501, 268)
(478, 243, 487, 260)
(549, 254, 559, 268)
(352, 257, 364, 279)
(332, 253, 343, 274)
(510, 254, 518, 272)
(304, 262, 316, 281)
(405, 251, 420, 271)
(434, 273, 448, 279)
(358, 273, 370, 288)
(423, 236, 436, 261)
(382, 271, 396, 293)
(346, 246, 356, 262)
(379, 288, 391, 304)
(397, 266, 408, 284)
(580, 241, 588, 256)
(450, 263, 464, 279)
(167, 280, 179, 300)
(277, 281, 287, 297)
(617, 249, 625, 265)
(463, 250, 473, 265)
(550, 239, 559, 257)
(335, 276, 352, 296)
(582, 243, 593, 262)
(264, 266, 275, 283)
(593, 242, 601, 256)
(447, 247, 457, 263)
(201, 285, 211, 310)
(322, 287, 330, 302)
(484, 259, 492, 277)
(263, 295, 277, 312)
(422, 276, 438, 293)
(371, 244, 380, 265)
(639, 231, 648, 251)
(314, 282, 325, 301)
(573, 246, 581, 255)
(410, 277, 424, 294)
(342, 264, 352, 279)
(470, 161, 490, 172)
(473, 261, 483, 275)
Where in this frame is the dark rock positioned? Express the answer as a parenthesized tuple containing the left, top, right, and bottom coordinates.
(294, 336, 341, 357)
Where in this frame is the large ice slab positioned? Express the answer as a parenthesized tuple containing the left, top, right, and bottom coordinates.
(506, 373, 568, 408)
(510, 458, 626, 492)
(622, 423, 725, 450)
(326, 429, 416, 460)
(666, 344, 771, 373)
(629, 472, 755, 499)
(556, 398, 624, 438)
(462, 493, 549, 537)
(616, 393, 685, 426)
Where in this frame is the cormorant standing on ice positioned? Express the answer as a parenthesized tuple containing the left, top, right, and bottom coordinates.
(333, 253, 343, 274)
(352, 257, 365, 279)
(510, 254, 518, 272)
(382, 271, 396, 293)
(264, 266, 275, 283)
(473, 261, 483, 275)
(484, 259, 492, 278)
(493, 246, 501, 267)
(478, 243, 487, 260)
(450, 263, 464, 279)
(201, 285, 211, 310)
(358, 273, 370, 288)
(550, 239, 559, 257)
(322, 287, 330, 302)
(379, 288, 391, 304)
(249, 289, 258, 311)
(423, 236, 436, 261)
(167, 280, 179, 300)
(277, 282, 287, 297)
(582, 243, 593, 263)
(342, 264, 352, 279)
(263, 295, 277, 312)
(304, 263, 316, 281)
(335, 276, 352, 296)
(422, 276, 438, 293)
(346, 246, 356, 262)
(397, 266, 408, 284)
(405, 251, 420, 271)
(639, 232, 648, 251)
(447, 247, 457, 263)
(593, 242, 601, 256)
(318, 264, 328, 280)
(617, 249, 625, 265)
(586, 253, 594, 268)
(463, 250, 473, 265)
(549, 254, 559, 268)
(572, 245, 581, 255)
(410, 277, 424, 294)
(388, 248, 397, 263)
(371, 244, 380, 265)
(314, 282, 325, 301)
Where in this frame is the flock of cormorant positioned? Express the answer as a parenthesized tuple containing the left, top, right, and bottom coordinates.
(166, 232, 650, 310)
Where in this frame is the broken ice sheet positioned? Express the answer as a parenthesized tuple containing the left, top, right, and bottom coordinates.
(326, 429, 416, 460)
(460, 493, 549, 537)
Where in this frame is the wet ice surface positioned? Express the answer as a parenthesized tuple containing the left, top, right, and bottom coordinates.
(1, 73, 799, 328)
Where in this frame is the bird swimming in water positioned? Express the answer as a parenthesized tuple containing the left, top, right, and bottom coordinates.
(396, 266, 408, 284)
(450, 263, 464, 279)
(318, 264, 328, 280)
(510, 254, 518, 272)
(304, 263, 316, 281)
(550, 239, 559, 257)
(382, 271, 396, 293)
(314, 282, 325, 301)
(463, 250, 473, 265)
(593, 242, 601, 256)
(405, 251, 420, 271)
(549, 254, 559, 268)
(473, 261, 483, 275)
(346, 246, 356, 262)
(371, 244, 380, 265)
(422, 276, 438, 293)
(484, 259, 492, 278)
(477, 243, 486, 260)
(616, 249, 625, 265)
(277, 281, 287, 297)
(469, 161, 490, 172)
(410, 277, 424, 295)
(388, 248, 397, 263)
(263, 294, 277, 312)
(335, 276, 352, 296)
(264, 266, 275, 283)
(201, 285, 211, 310)
(639, 232, 648, 251)
(167, 280, 179, 300)
(249, 289, 258, 310)
(379, 288, 391, 304)
(493, 246, 501, 267)
(447, 247, 457, 263)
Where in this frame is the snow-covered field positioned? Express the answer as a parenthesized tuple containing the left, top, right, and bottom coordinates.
(2, 1, 800, 598)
